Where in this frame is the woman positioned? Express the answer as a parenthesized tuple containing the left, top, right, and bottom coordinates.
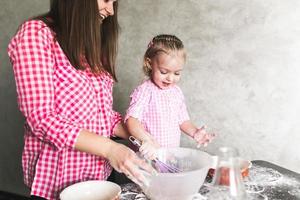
(7, 0, 148, 199)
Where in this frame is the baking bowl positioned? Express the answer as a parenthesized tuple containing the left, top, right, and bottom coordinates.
(60, 180, 121, 200)
(137, 147, 213, 200)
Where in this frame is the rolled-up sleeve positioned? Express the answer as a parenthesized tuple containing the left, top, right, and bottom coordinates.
(110, 110, 122, 136)
(8, 21, 81, 150)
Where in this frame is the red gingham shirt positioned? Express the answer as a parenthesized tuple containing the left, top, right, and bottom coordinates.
(7, 20, 122, 200)
(125, 80, 190, 147)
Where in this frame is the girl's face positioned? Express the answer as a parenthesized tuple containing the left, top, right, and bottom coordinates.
(97, 0, 117, 19)
(150, 51, 185, 90)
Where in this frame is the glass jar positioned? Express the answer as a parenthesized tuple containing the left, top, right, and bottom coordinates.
(206, 147, 248, 200)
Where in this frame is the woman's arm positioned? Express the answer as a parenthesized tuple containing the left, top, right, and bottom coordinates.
(8, 21, 81, 150)
(75, 129, 152, 183)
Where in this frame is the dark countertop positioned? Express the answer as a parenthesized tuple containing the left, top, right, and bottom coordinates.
(0, 191, 28, 200)
(248, 160, 300, 200)
(1, 160, 299, 200)
(119, 160, 300, 200)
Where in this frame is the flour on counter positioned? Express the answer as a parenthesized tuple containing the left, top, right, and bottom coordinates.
(246, 165, 283, 184)
(119, 164, 300, 200)
(245, 164, 300, 200)
(120, 183, 147, 200)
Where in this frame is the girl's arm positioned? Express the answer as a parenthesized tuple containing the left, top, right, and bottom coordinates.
(113, 122, 130, 139)
(126, 117, 160, 159)
(126, 117, 153, 142)
(180, 120, 215, 147)
(180, 120, 198, 137)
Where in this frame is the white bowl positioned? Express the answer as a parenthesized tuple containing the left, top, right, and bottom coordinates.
(139, 148, 213, 200)
(60, 180, 121, 200)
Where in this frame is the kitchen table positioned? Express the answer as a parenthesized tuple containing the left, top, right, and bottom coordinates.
(0, 160, 298, 199)
(119, 160, 300, 200)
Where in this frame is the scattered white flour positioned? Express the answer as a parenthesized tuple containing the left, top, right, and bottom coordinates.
(120, 164, 300, 200)
(245, 165, 283, 184)
(245, 164, 300, 200)
(196, 164, 300, 200)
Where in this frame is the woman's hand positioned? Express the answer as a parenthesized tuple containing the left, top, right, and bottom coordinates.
(75, 130, 153, 185)
(106, 142, 154, 185)
(139, 139, 160, 160)
(193, 126, 216, 148)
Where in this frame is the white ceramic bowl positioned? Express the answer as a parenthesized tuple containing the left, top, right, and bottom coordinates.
(138, 147, 213, 200)
(60, 180, 121, 200)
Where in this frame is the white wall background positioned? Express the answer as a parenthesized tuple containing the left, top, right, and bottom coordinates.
(1, 0, 300, 196)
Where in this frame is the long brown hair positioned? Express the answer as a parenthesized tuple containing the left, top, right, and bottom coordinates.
(34, 0, 119, 80)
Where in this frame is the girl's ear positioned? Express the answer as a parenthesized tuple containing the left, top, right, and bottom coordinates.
(145, 58, 152, 69)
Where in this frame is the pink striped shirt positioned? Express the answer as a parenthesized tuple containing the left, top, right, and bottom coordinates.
(125, 80, 190, 147)
(7, 20, 121, 200)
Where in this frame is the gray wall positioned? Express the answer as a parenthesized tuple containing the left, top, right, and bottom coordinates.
(0, 0, 49, 195)
(115, 0, 300, 174)
(1, 0, 300, 196)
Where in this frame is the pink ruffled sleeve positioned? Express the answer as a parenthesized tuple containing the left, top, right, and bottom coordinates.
(124, 84, 151, 123)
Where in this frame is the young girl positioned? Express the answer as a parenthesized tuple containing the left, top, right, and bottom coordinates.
(8, 0, 149, 199)
(125, 34, 215, 158)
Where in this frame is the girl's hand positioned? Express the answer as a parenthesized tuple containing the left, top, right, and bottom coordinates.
(106, 143, 153, 185)
(193, 126, 216, 148)
(139, 139, 160, 160)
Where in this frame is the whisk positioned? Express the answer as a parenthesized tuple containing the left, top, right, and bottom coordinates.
(129, 136, 182, 173)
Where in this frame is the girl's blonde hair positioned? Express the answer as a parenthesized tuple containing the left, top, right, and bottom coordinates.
(143, 34, 186, 77)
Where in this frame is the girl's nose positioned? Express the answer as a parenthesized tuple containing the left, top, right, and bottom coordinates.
(166, 74, 173, 82)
